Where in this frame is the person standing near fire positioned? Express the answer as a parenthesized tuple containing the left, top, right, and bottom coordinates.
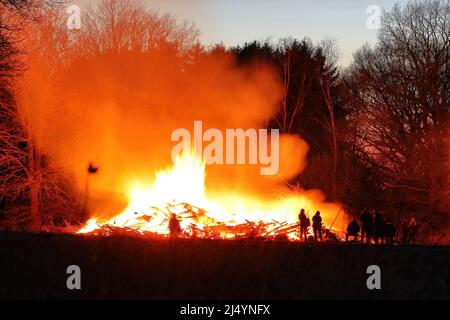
(169, 213, 181, 237)
(373, 211, 384, 244)
(298, 208, 308, 241)
(400, 217, 409, 244)
(408, 216, 418, 244)
(360, 209, 373, 243)
(312, 211, 323, 242)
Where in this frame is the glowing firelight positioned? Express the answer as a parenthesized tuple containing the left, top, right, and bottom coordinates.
(78, 150, 346, 239)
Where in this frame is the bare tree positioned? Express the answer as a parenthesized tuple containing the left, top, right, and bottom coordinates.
(76, 0, 198, 57)
(0, 0, 78, 231)
(343, 0, 449, 220)
(276, 38, 313, 134)
(0, 103, 81, 230)
(314, 39, 340, 200)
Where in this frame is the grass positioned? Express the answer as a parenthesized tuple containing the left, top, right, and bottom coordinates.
(0, 232, 449, 299)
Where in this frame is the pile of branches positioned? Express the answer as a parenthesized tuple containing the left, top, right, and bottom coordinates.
(79, 202, 344, 242)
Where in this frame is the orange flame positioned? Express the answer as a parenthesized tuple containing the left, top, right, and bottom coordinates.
(78, 149, 347, 239)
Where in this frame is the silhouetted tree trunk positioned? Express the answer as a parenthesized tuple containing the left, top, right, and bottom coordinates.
(318, 73, 337, 200)
(277, 38, 312, 134)
(0, 0, 67, 231)
(28, 143, 41, 230)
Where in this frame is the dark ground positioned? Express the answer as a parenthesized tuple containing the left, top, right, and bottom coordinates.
(0, 232, 448, 299)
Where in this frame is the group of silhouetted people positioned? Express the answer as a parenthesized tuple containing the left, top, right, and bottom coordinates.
(346, 209, 418, 244)
(298, 209, 323, 242)
(170, 206, 418, 244)
(346, 209, 388, 243)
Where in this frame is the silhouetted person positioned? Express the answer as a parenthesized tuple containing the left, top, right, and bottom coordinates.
(312, 211, 322, 242)
(373, 211, 384, 244)
(360, 209, 373, 243)
(408, 217, 418, 244)
(298, 208, 308, 241)
(383, 222, 396, 244)
(346, 219, 360, 241)
(400, 218, 409, 244)
(169, 213, 181, 237)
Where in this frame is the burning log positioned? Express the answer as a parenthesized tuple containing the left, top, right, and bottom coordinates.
(264, 221, 288, 235)
(272, 223, 300, 236)
(78, 198, 345, 242)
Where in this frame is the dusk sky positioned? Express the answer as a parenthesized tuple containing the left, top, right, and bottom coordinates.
(73, 0, 409, 66)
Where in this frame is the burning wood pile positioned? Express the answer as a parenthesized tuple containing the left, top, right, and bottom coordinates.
(78, 201, 344, 242)
(77, 151, 346, 241)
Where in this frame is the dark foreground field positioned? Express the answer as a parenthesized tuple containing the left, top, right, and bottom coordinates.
(0, 232, 449, 299)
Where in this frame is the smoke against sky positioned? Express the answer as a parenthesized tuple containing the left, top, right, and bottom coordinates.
(14, 1, 347, 229)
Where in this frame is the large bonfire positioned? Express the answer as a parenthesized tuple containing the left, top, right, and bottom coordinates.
(78, 150, 346, 241)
